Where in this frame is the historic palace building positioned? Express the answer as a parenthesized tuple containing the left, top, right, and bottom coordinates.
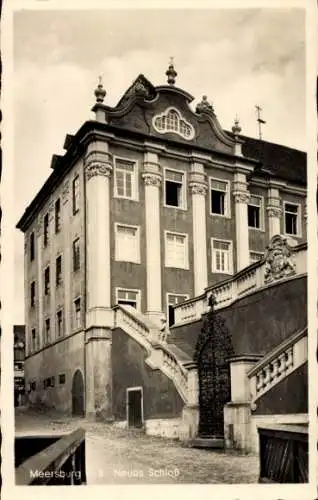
(17, 63, 307, 450)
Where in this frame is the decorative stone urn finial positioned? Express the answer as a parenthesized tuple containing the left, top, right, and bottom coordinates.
(94, 75, 107, 103)
(232, 115, 242, 136)
(166, 57, 177, 86)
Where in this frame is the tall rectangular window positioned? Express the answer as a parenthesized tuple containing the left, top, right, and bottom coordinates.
(44, 213, 49, 247)
(44, 318, 51, 345)
(56, 310, 63, 337)
(56, 255, 62, 286)
(44, 266, 50, 295)
(284, 202, 300, 236)
(30, 281, 36, 308)
(165, 231, 188, 269)
(210, 179, 230, 216)
(72, 175, 80, 214)
(74, 298, 81, 329)
(115, 224, 140, 263)
(55, 198, 61, 233)
(164, 169, 186, 208)
(30, 232, 35, 261)
(114, 158, 137, 200)
(31, 328, 37, 351)
(73, 238, 80, 271)
(248, 195, 263, 229)
(211, 239, 233, 274)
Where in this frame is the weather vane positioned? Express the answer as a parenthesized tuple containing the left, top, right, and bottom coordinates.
(255, 105, 266, 140)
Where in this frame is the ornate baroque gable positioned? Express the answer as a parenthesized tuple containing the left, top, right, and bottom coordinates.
(108, 75, 236, 154)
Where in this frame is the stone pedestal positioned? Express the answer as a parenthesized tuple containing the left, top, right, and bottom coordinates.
(224, 402, 252, 453)
(181, 404, 199, 440)
(224, 355, 261, 453)
(85, 328, 113, 421)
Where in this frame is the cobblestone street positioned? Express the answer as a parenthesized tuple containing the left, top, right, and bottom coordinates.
(15, 407, 259, 484)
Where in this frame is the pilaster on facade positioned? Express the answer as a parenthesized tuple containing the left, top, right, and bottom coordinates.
(85, 140, 113, 329)
(189, 162, 208, 295)
(142, 151, 163, 326)
(266, 187, 282, 239)
(63, 190, 71, 337)
(233, 172, 250, 271)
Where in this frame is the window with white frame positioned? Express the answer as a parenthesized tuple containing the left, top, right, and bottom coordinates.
(115, 224, 140, 263)
(165, 231, 188, 269)
(249, 251, 263, 264)
(210, 178, 230, 217)
(211, 239, 233, 274)
(30, 281, 36, 308)
(56, 309, 63, 337)
(164, 169, 186, 209)
(44, 318, 51, 345)
(248, 195, 263, 230)
(114, 158, 137, 200)
(31, 328, 38, 352)
(167, 293, 189, 327)
(284, 202, 301, 236)
(30, 232, 35, 261)
(72, 176, 80, 214)
(44, 266, 50, 295)
(56, 255, 62, 286)
(74, 298, 81, 329)
(116, 288, 140, 310)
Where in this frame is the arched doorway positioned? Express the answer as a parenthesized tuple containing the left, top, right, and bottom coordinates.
(72, 369, 84, 417)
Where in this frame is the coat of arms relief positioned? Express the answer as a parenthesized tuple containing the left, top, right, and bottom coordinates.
(264, 235, 296, 283)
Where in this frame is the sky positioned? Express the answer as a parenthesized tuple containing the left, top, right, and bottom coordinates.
(13, 7, 306, 323)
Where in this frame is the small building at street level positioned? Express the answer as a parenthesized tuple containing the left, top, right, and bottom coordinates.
(14, 325, 26, 407)
(17, 63, 307, 452)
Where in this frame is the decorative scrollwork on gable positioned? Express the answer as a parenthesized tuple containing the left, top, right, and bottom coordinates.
(152, 107, 195, 140)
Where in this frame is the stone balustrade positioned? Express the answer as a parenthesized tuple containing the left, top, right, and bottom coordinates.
(249, 329, 307, 402)
(114, 304, 195, 404)
(174, 240, 306, 326)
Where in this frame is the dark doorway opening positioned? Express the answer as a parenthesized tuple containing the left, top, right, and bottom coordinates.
(127, 387, 143, 428)
(72, 369, 84, 417)
(168, 305, 175, 327)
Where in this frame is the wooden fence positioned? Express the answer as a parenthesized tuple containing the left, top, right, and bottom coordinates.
(258, 424, 308, 483)
(15, 427, 86, 485)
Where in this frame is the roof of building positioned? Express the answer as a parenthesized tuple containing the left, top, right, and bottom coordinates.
(16, 70, 307, 232)
(228, 133, 306, 185)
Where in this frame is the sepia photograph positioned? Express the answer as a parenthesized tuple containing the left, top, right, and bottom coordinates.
(3, 2, 316, 494)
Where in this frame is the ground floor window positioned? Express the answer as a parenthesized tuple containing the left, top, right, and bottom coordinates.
(167, 293, 189, 326)
(116, 288, 141, 310)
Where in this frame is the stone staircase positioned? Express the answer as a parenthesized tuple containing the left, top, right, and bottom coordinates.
(113, 304, 198, 406)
